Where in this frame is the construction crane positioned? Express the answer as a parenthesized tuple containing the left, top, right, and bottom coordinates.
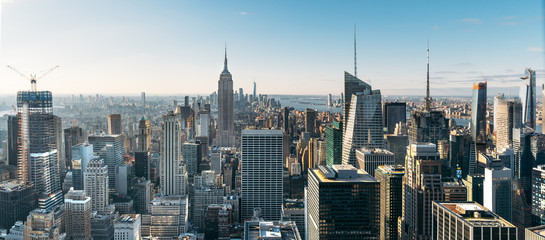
(6, 65, 59, 91)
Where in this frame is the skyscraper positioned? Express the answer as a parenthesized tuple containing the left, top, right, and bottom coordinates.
(383, 102, 406, 135)
(305, 108, 316, 137)
(134, 151, 150, 180)
(400, 143, 443, 239)
(137, 116, 152, 152)
(341, 72, 383, 166)
(325, 121, 343, 167)
(356, 148, 395, 177)
(114, 214, 141, 240)
(0, 181, 37, 230)
(483, 167, 512, 221)
(241, 129, 283, 221)
(141, 92, 146, 106)
(520, 68, 536, 129)
(7, 115, 18, 167)
(216, 48, 235, 147)
(533, 165, 545, 225)
(84, 159, 109, 212)
(23, 209, 60, 240)
(160, 111, 184, 195)
(88, 134, 124, 194)
(432, 201, 518, 239)
(308, 165, 380, 239)
(17, 88, 63, 210)
(107, 113, 122, 135)
(375, 165, 404, 240)
(182, 141, 202, 178)
(471, 81, 487, 144)
(253, 81, 256, 101)
(64, 125, 84, 169)
(494, 94, 522, 151)
(71, 143, 94, 190)
(64, 189, 92, 240)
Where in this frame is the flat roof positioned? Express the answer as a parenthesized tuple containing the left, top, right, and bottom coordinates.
(436, 202, 515, 228)
(311, 168, 377, 183)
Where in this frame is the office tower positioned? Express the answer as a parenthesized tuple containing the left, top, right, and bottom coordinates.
(88, 134, 123, 193)
(356, 148, 395, 177)
(327, 94, 333, 107)
(216, 49, 236, 147)
(441, 181, 467, 201)
(0, 181, 37, 230)
(134, 151, 149, 180)
(244, 220, 302, 240)
(282, 107, 290, 133)
(112, 197, 134, 214)
(137, 116, 152, 152)
(375, 165, 404, 240)
(107, 114, 122, 135)
(91, 212, 114, 240)
(141, 195, 189, 238)
(471, 81, 487, 144)
(533, 165, 545, 225)
(184, 95, 189, 106)
(305, 108, 316, 137)
(343, 71, 370, 131)
(483, 167, 512, 221)
(325, 121, 343, 167)
(193, 187, 225, 229)
(408, 109, 449, 145)
(160, 111, 184, 195)
(241, 129, 283, 221)
(449, 130, 471, 178)
(64, 189, 92, 240)
(53, 116, 65, 181)
(494, 94, 523, 150)
(71, 143, 94, 190)
(462, 174, 484, 205)
(204, 204, 232, 240)
(281, 199, 305, 240)
(135, 179, 151, 214)
(141, 92, 146, 106)
(342, 74, 383, 166)
(23, 209, 60, 240)
(308, 165, 380, 239)
(312, 138, 326, 167)
(512, 178, 532, 237)
(7, 115, 18, 166)
(385, 133, 409, 166)
(17, 89, 62, 210)
(196, 110, 210, 139)
(520, 68, 537, 129)
(432, 201, 518, 240)
(182, 141, 202, 178)
(114, 214, 141, 240)
(64, 125, 84, 168)
(400, 143, 443, 239)
(6, 221, 24, 239)
(253, 81, 256, 101)
(84, 159, 109, 211)
(383, 102, 407, 134)
(115, 163, 134, 196)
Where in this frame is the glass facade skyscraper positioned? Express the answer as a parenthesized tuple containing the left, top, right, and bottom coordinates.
(519, 68, 536, 129)
(471, 81, 487, 144)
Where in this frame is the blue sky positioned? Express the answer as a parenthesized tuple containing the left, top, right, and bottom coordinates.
(0, 0, 543, 96)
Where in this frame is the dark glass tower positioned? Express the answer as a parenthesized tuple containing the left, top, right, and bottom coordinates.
(383, 102, 407, 134)
(471, 82, 487, 144)
(325, 121, 343, 167)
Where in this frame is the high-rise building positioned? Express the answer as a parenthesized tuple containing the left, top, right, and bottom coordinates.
(325, 121, 343, 167)
(305, 108, 316, 137)
(253, 81, 256, 101)
(342, 73, 383, 166)
(462, 174, 484, 205)
(308, 165, 380, 239)
(90, 212, 115, 240)
(216, 49, 235, 147)
(160, 111, 184, 195)
(483, 167, 512, 221)
(17, 89, 63, 210)
(71, 143, 94, 190)
(244, 220, 302, 240)
(408, 110, 449, 146)
(141, 92, 146, 106)
(64, 126, 84, 169)
(0, 181, 37, 230)
(107, 114, 122, 135)
(135, 179, 151, 214)
(441, 181, 467, 202)
(88, 134, 124, 194)
(282, 107, 290, 133)
(193, 187, 225, 229)
(241, 129, 283, 221)
(53, 116, 65, 181)
(137, 116, 152, 152)
(343, 71, 370, 131)
(520, 68, 537, 129)
(7, 115, 18, 167)
(84, 159, 109, 212)
(64, 189, 92, 240)
(281, 199, 305, 240)
(114, 214, 141, 240)
(356, 148, 395, 177)
(383, 102, 406, 134)
(400, 143, 443, 239)
(134, 151, 150, 180)
(385, 133, 409, 166)
(432, 201, 518, 239)
(494, 94, 522, 151)
(471, 82, 487, 144)
(533, 165, 545, 225)
(375, 165, 404, 240)
(141, 195, 188, 238)
(450, 131, 471, 178)
(23, 209, 60, 240)
(182, 141, 202, 178)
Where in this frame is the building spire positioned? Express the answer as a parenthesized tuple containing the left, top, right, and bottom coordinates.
(354, 24, 357, 78)
(223, 43, 229, 73)
(425, 39, 431, 111)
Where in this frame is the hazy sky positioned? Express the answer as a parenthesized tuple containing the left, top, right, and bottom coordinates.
(0, 0, 543, 96)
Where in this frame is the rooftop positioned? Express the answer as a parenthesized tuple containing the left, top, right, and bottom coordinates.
(314, 165, 377, 183)
(357, 148, 394, 155)
(0, 180, 33, 192)
(244, 221, 301, 240)
(436, 202, 515, 228)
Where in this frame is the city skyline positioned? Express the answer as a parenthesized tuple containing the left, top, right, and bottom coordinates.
(0, 0, 543, 96)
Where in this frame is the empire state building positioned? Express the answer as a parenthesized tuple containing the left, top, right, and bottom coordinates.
(216, 49, 235, 147)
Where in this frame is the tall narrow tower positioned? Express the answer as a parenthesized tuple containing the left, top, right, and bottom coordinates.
(216, 47, 235, 147)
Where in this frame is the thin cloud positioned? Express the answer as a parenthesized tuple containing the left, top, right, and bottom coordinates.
(500, 22, 518, 26)
(240, 12, 248, 15)
(528, 47, 543, 53)
(459, 18, 482, 24)
(504, 16, 516, 20)
(432, 25, 440, 30)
